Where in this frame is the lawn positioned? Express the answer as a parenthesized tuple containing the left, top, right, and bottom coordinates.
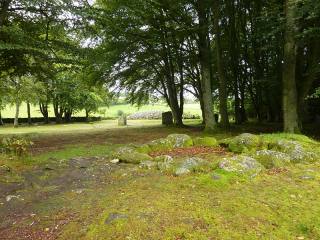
(1, 122, 320, 240)
(1, 103, 201, 119)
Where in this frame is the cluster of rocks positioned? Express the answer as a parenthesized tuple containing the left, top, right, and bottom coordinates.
(127, 110, 201, 120)
(112, 133, 320, 178)
(112, 134, 218, 176)
(218, 133, 319, 177)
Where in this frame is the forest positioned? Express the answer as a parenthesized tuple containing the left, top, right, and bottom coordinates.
(1, 0, 319, 132)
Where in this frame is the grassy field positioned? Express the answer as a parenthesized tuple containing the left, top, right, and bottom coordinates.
(1, 103, 201, 119)
(1, 122, 320, 239)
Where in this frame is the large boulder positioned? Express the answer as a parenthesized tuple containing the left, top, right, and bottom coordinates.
(228, 133, 262, 153)
(175, 157, 205, 176)
(270, 140, 317, 163)
(255, 150, 291, 169)
(113, 146, 153, 164)
(193, 137, 218, 147)
(167, 134, 193, 148)
(219, 156, 264, 177)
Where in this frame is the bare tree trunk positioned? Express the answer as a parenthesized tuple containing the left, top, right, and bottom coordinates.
(14, 101, 20, 128)
(282, 0, 299, 133)
(0, 109, 3, 125)
(213, 0, 229, 129)
(27, 101, 32, 125)
(197, 0, 216, 131)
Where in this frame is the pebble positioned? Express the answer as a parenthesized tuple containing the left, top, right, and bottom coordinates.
(110, 159, 120, 164)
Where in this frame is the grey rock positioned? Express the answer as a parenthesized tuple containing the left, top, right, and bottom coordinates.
(219, 156, 264, 177)
(139, 161, 157, 169)
(299, 175, 315, 180)
(167, 134, 193, 148)
(212, 174, 221, 180)
(175, 157, 205, 176)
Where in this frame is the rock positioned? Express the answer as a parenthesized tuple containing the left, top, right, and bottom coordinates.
(6, 195, 24, 202)
(162, 112, 173, 125)
(110, 159, 120, 164)
(219, 156, 264, 177)
(0, 165, 11, 174)
(156, 155, 174, 171)
(148, 138, 173, 152)
(135, 144, 152, 154)
(118, 115, 127, 126)
(175, 157, 205, 176)
(113, 146, 153, 164)
(270, 140, 317, 163)
(105, 213, 128, 225)
(154, 155, 173, 163)
(128, 110, 162, 120)
(228, 133, 262, 153)
(212, 174, 221, 180)
(139, 161, 157, 169)
(167, 134, 193, 148)
(193, 137, 218, 147)
(69, 157, 93, 169)
(255, 150, 291, 169)
(299, 175, 315, 180)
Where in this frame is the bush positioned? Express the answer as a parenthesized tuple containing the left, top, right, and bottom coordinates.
(1, 137, 33, 157)
(117, 110, 125, 117)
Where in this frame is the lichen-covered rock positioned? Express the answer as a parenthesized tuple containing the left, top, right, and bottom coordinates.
(193, 137, 218, 147)
(228, 133, 262, 153)
(219, 156, 264, 176)
(270, 140, 318, 163)
(255, 150, 291, 169)
(167, 134, 193, 148)
(113, 146, 153, 164)
(154, 155, 173, 163)
(140, 161, 157, 169)
(0, 165, 11, 175)
(175, 157, 205, 176)
(148, 138, 173, 152)
(135, 144, 152, 154)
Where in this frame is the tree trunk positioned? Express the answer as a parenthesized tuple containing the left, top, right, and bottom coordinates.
(40, 102, 49, 124)
(0, 109, 3, 125)
(14, 101, 20, 128)
(282, 0, 299, 133)
(213, 0, 229, 129)
(27, 101, 32, 125)
(197, 0, 216, 131)
(85, 109, 89, 122)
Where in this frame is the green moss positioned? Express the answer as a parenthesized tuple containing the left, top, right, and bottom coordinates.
(228, 133, 263, 153)
(148, 138, 173, 151)
(135, 144, 152, 154)
(113, 146, 153, 164)
(255, 150, 291, 169)
(193, 137, 218, 147)
(167, 134, 193, 148)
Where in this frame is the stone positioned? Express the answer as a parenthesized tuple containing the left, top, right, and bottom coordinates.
(175, 157, 205, 176)
(69, 157, 92, 169)
(255, 150, 291, 169)
(162, 111, 173, 126)
(139, 161, 157, 169)
(105, 213, 128, 225)
(228, 133, 262, 153)
(0, 165, 11, 174)
(118, 115, 127, 126)
(135, 144, 152, 154)
(270, 140, 318, 163)
(6, 195, 24, 202)
(148, 138, 173, 152)
(110, 159, 120, 164)
(219, 156, 264, 177)
(113, 146, 153, 164)
(154, 155, 173, 163)
(156, 155, 174, 171)
(299, 175, 315, 180)
(167, 134, 193, 148)
(193, 137, 218, 147)
(212, 174, 221, 180)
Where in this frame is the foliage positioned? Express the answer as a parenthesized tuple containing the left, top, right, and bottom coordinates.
(1, 136, 33, 157)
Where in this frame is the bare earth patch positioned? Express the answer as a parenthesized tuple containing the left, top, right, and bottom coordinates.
(149, 146, 228, 158)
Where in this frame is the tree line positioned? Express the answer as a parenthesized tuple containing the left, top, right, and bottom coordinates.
(1, 0, 320, 133)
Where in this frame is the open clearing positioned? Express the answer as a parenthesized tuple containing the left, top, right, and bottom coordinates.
(1, 121, 320, 240)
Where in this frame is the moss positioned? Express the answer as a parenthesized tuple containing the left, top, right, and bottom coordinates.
(228, 133, 263, 153)
(135, 144, 152, 154)
(167, 134, 193, 148)
(255, 150, 291, 169)
(193, 137, 218, 147)
(148, 138, 173, 152)
(113, 146, 153, 164)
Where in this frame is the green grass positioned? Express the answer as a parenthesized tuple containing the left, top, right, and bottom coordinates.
(1, 103, 201, 119)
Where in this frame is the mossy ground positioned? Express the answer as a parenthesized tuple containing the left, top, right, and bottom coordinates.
(1, 122, 320, 239)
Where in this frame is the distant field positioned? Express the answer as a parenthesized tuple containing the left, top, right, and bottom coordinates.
(1, 103, 201, 119)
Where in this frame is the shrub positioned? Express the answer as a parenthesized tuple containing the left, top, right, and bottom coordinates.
(1, 137, 33, 157)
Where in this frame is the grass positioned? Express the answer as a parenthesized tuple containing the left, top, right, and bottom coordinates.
(1, 103, 201, 119)
(1, 123, 320, 239)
